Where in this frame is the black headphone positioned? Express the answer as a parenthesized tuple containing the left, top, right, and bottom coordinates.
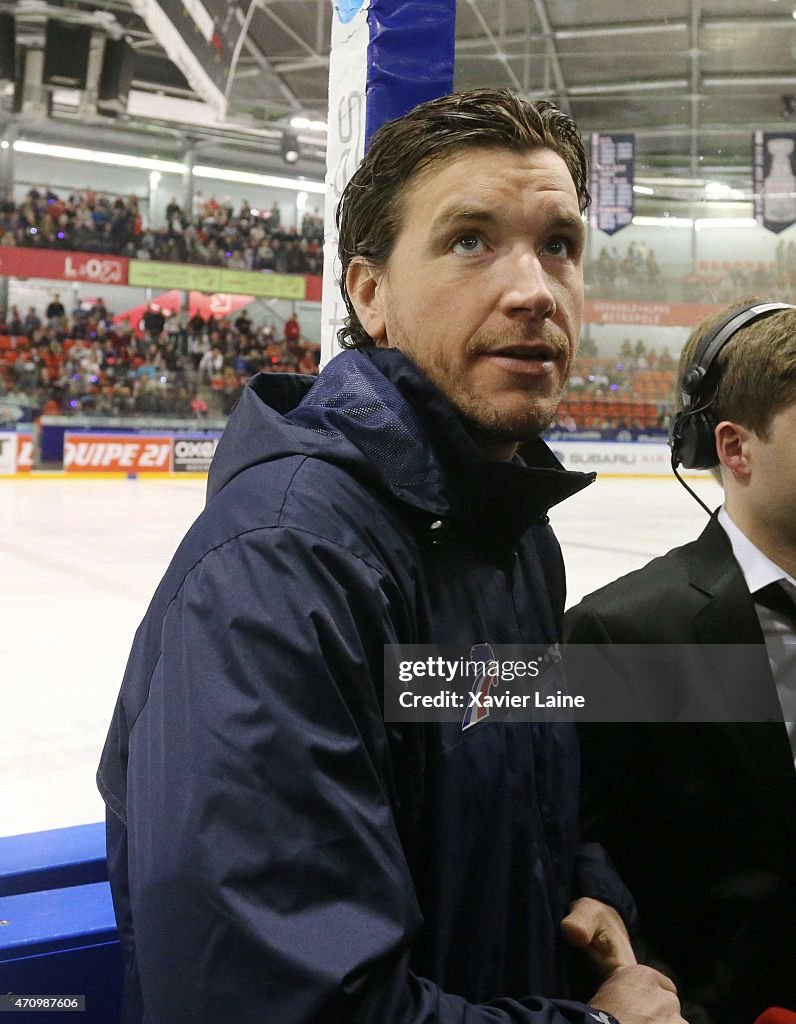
(669, 301, 796, 469)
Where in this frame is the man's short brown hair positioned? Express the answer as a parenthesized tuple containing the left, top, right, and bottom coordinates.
(676, 298, 796, 454)
(335, 88, 589, 350)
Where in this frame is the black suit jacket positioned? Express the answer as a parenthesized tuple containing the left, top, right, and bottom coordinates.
(565, 516, 796, 1024)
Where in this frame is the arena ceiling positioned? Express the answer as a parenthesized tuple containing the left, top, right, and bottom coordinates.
(2, 0, 796, 197)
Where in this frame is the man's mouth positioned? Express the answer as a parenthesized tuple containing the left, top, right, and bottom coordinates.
(489, 342, 561, 362)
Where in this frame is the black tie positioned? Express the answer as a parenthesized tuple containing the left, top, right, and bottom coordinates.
(755, 581, 796, 627)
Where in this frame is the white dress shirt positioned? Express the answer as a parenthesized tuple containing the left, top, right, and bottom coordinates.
(718, 506, 796, 764)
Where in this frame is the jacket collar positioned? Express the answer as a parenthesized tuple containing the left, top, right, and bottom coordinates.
(688, 515, 767, 645)
(291, 347, 594, 541)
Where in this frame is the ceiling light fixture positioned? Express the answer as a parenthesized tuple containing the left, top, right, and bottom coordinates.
(11, 139, 325, 194)
(632, 216, 694, 227)
(694, 218, 758, 229)
(192, 165, 324, 193)
(13, 140, 186, 174)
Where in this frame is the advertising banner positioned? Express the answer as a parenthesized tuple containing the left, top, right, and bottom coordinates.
(584, 299, 722, 327)
(64, 434, 172, 473)
(16, 433, 33, 472)
(128, 262, 221, 294)
(0, 432, 17, 474)
(0, 247, 129, 285)
(128, 261, 307, 300)
(546, 428, 667, 443)
(548, 441, 674, 476)
(754, 130, 796, 233)
(172, 435, 219, 473)
(589, 133, 635, 236)
(189, 292, 254, 319)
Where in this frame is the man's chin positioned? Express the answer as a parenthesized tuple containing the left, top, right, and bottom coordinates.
(461, 403, 558, 450)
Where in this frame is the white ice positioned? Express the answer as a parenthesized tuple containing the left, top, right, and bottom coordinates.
(1, 472, 723, 839)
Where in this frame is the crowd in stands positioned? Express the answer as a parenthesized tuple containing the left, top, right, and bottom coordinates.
(1, 294, 675, 433)
(549, 335, 676, 433)
(8, 183, 796, 307)
(0, 187, 324, 274)
(587, 240, 796, 306)
(586, 242, 665, 300)
(0, 295, 320, 422)
(682, 246, 796, 304)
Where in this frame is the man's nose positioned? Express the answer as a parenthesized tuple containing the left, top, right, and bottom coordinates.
(498, 251, 556, 320)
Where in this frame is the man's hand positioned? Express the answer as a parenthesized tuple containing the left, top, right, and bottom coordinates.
(561, 897, 636, 978)
(589, 964, 687, 1024)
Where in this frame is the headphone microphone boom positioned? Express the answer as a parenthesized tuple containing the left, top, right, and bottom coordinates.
(669, 301, 796, 471)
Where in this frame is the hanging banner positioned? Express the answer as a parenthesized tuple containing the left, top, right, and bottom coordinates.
(754, 131, 796, 234)
(589, 133, 635, 236)
(321, 0, 456, 365)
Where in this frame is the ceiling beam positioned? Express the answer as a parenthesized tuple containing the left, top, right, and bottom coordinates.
(569, 78, 689, 96)
(531, 0, 570, 114)
(315, 0, 326, 57)
(456, 13, 794, 53)
(689, 0, 702, 177)
(463, 0, 523, 92)
(233, 6, 302, 113)
(256, 4, 321, 61)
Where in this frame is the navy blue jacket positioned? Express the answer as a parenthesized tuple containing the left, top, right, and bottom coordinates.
(98, 348, 633, 1024)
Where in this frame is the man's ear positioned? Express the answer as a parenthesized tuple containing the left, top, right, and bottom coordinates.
(714, 420, 752, 480)
(346, 258, 387, 345)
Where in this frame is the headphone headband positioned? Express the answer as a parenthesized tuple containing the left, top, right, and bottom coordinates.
(680, 301, 796, 407)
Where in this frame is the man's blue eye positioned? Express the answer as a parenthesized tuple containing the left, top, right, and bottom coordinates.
(544, 237, 571, 258)
(452, 235, 483, 254)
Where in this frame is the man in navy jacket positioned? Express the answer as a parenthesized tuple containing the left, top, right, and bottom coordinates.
(98, 89, 684, 1024)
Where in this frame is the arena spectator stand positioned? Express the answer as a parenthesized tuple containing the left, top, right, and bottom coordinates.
(585, 242, 796, 306)
(0, 187, 324, 274)
(0, 299, 320, 421)
(1, 298, 677, 434)
(550, 338, 676, 433)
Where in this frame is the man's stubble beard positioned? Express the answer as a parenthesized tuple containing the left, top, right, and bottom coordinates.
(380, 297, 576, 447)
(431, 330, 574, 447)
(452, 377, 567, 448)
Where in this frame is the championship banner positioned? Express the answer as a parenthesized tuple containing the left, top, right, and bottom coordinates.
(589, 133, 635, 236)
(321, 0, 456, 364)
(754, 131, 796, 234)
(64, 433, 172, 473)
(0, 246, 129, 285)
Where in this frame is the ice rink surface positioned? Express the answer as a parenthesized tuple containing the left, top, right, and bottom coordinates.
(1, 471, 723, 839)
